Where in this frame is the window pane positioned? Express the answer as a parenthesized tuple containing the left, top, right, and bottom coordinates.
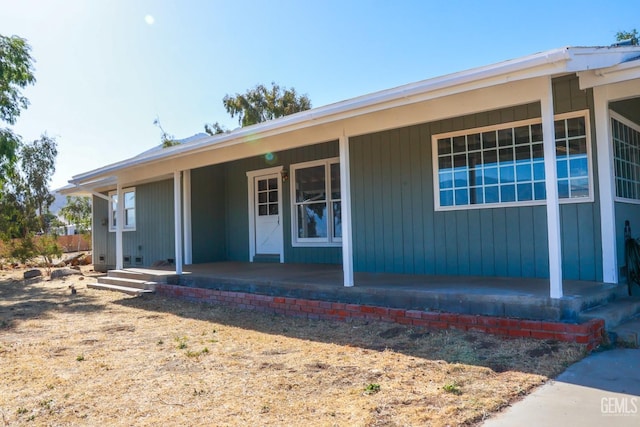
(567, 117, 585, 137)
(269, 204, 278, 215)
(452, 136, 466, 153)
(258, 205, 267, 216)
(531, 123, 543, 142)
(258, 179, 267, 191)
(439, 156, 452, 169)
(297, 203, 327, 238)
(569, 157, 588, 178)
(485, 186, 499, 203)
(295, 165, 326, 203)
(438, 138, 452, 155)
(517, 183, 533, 201)
(514, 126, 530, 145)
(258, 192, 267, 203)
(124, 192, 135, 209)
(468, 133, 481, 151)
(330, 163, 341, 200)
(268, 178, 278, 190)
(498, 129, 513, 147)
(482, 131, 496, 149)
(454, 189, 468, 205)
(439, 171, 453, 189)
(534, 182, 546, 200)
(126, 209, 135, 227)
(554, 119, 566, 139)
(501, 184, 516, 202)
(557, 159, 568, 179)
(333, 201, 342, 238)
(268, 190, 278, 203)
(558, 180, 569, 198)
(570, 178, 589, 198)
(440, 190, 454, 206)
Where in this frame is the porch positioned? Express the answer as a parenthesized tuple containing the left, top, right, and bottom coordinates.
(96, 262, 629, 323)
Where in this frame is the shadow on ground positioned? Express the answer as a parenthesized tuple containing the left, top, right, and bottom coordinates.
(0, 276, 107, 330)
(113, 292, 585, 377)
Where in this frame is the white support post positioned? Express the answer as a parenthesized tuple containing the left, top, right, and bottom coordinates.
(339, 135, 354, 287)
(541, 78, 563, 299)
(182, 169, 192, 265)
(593, 86, 618, 284)
(115, 181, 124, 270)
(174, 171, 183, 274)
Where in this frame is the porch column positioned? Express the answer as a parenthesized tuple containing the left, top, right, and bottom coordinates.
(182, 169, 192, 265)
(594, 86, 618, 284)
(174, 171, 183, 274)
(541, 77, 563, 298)
(339, 135, 354, 287)
(115, 181, 124, 270)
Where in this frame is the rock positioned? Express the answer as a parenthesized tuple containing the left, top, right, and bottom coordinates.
(82, 254, 92, 265)
(50, 268, 82, 279)
(24, 269, 43, 279)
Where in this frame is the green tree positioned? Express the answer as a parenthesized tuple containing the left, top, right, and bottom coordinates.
(59, 196, 92, 235)
(0, 35, 36, 186)
(0, 134, 57, 263)
(615, 29, 638, 45)
(204, 82, 311, 135)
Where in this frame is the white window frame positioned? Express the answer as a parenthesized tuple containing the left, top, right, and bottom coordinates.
(108, 187, 136, 232)
(611, 111, 640, 205)
(432, 110, 593, 211)
(290, 157, 342, 247)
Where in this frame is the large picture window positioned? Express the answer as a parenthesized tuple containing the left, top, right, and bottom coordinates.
(612, 113, 640, 202)
(290, 158, 341, 246)
(433, 111, 591, 210)
(109, 188, 136, 232)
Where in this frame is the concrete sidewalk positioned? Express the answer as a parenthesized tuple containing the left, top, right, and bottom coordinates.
(483, 349, 640, 426)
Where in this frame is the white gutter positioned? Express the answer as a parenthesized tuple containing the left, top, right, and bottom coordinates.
(69, 46, 639, 187)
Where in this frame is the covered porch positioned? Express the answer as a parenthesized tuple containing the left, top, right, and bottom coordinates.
(107, 262, 628, 322)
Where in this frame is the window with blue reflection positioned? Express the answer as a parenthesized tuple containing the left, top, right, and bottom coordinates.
(435, 114, 590, 208)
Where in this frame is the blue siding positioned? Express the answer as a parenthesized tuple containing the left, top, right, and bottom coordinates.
(93, 180, 175, 271)
(191, 165, 227, 263)
(191, 141, 342, 264)
(350, 76, 602, 280)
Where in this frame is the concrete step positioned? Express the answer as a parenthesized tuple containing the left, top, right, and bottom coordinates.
(610, 315, 640, 348)
(88, 282, 154, 296)
(578, 296, 640, 329)
(97, 276, 155, 290)
(107, 269, 165, 283)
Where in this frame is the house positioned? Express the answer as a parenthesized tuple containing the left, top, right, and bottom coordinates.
(65, 45, 640, 302)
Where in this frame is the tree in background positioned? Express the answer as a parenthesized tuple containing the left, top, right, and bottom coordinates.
(60, 196, 91, 233)
(0, 135, 58, 264)
(204, 82, 311, 135)
(615, 29, 638, 45)
(0, 35, 36, 187)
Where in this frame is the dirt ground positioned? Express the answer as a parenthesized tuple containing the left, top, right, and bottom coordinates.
(0, 267, 585, 426)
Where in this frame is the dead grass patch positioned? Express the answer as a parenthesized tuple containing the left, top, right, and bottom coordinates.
(0, 267, 585, 426)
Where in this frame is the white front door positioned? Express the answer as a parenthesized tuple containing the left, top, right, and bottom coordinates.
(253, 173, 283, 257)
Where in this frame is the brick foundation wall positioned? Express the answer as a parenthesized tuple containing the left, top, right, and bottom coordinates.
(155, 284, 605, 351)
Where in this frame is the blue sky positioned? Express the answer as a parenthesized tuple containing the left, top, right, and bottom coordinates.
(0, 0, 637, 189)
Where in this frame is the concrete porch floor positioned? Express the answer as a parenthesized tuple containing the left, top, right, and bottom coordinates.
(124, 262, 628, 322)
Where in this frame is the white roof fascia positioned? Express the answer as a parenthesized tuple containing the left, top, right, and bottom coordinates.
(69, 46, 640, 188)
(577, 57, 640, 89)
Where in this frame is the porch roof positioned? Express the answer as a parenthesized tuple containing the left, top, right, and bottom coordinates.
(67, 45, 640, 191)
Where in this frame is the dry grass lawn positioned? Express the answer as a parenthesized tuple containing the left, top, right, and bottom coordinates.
(0, 267, 585, 426)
